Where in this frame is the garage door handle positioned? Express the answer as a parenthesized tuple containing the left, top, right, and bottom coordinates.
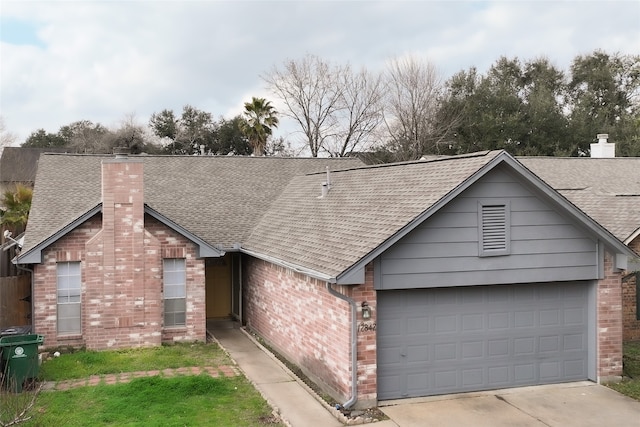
(400, 352, 406, 357)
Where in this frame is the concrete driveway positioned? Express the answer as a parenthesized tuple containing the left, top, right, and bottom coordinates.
(378, 382, 640, 427)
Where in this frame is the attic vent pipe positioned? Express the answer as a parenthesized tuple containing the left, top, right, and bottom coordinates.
(320, 166, 331, 198)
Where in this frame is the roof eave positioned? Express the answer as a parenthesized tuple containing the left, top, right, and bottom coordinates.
(144, 205, 224, 258)
(17, 203, 225, 264)
(241, 247, 336, 283)
(17, 204, 103, 264)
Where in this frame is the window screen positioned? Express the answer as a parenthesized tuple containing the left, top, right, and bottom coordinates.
(163, 258, 186, 327)
(57, 261, 81, 335)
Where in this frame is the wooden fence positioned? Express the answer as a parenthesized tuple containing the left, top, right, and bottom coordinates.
(0, 275, 31, 327)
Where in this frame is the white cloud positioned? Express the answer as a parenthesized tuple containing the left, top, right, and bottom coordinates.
(1, 0, 638, 144)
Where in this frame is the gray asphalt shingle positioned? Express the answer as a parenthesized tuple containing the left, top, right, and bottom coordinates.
(22, 154, 363, 254)
(519, 157, 640, 242)
(244, 151, 501, 277)
(24, 151, 638, 279)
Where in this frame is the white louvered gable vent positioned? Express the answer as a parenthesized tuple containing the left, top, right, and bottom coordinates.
(478, 201, 511, 256)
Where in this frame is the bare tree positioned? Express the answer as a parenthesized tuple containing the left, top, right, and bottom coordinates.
(60, 120, 109, 154)
(327, 67, 385, 157)
(101, 113, 162, 154)
(264, 55, 341, 156)
(263, 55, 384, 157)
(0, 117, 18, 156)
(383, 56, 448, 160)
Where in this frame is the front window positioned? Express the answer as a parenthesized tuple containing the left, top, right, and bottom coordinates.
(164, 258, 186, 327)
(57, 261, 81, 335)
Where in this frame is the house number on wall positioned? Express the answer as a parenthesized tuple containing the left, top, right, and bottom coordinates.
(358, 322, 376, 332)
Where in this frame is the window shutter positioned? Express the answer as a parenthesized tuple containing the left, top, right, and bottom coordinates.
(479, 201, 510, 256)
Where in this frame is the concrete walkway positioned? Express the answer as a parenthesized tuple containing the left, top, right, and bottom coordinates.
(209, 321, 346, 427)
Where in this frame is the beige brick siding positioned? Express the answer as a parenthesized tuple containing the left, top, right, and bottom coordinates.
(244, 257, 378, 406)
(623, 238, 640, 342)
(598, 250, 624, 379)
(33, 160, 205, 350)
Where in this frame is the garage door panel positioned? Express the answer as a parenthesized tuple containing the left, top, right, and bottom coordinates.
(377, 282, 589, 400)
(462, 341, 484, 358)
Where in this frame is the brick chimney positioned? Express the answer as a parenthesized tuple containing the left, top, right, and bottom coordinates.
(87, 154, 149, 348)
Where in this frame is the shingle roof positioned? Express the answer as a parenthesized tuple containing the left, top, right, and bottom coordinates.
(243, 151, 502, 278)
(22, 154, 364, 254)
(24, 151, 638, 279)
(519, 157, 640, 243)
(0, 147, 72, 184)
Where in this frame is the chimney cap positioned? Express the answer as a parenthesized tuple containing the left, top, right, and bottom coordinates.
(113, 147, 131, 158)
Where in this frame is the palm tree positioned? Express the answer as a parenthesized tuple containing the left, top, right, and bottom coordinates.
(0, 184, 32, 230)
(241, 97, 279, 156)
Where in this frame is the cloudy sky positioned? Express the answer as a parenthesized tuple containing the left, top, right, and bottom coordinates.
(1, 0, 639, 145)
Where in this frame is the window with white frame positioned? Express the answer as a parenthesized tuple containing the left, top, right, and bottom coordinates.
(163, 258, 186, 327)
(57, 261, 81, 335)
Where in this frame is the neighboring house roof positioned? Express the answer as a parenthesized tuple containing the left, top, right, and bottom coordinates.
(519, 157, 640, 244)
(19, 154, 364, 257)
(0, 147, 70, 184)
(245, 151, 636, 281)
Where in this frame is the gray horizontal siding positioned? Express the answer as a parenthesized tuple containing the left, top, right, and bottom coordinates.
(377, 166, 598, 290)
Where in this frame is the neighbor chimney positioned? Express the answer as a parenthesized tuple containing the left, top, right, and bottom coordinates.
(590, 133, 615, 158)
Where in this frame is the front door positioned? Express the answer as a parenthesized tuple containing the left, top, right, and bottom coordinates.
(205, 255, 232, 318)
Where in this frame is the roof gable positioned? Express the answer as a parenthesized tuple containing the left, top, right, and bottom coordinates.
(245, 151, 635, 282)
(18, 154, 363, 260)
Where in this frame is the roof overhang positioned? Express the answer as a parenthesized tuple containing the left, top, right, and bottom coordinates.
(17, 204, 103, 264)
(241, 247, 337, 283)
(144, 205, 224, 258)
(17, 203, 224, 264)
(335, 151, 638, 283)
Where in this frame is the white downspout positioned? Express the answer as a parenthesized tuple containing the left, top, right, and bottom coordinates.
(326, 283, 358, 410)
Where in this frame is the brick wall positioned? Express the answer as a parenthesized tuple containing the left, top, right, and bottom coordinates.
(33, 159, 206, 350)
(623, 238, 640, 342)
(351, 263, 377, 407)
(243, 257, 377, 408)
(33, 215, 102, 349)
(597, 250, 624, 380)
(147, 219, 206, 345)
(33, 215, 206, 350)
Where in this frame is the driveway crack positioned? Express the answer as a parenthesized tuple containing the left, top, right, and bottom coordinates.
(495, 395, 552, 426)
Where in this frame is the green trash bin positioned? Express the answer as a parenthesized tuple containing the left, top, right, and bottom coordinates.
(0, 334, 44, 392)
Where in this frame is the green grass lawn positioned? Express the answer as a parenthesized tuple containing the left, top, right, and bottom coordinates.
(2, 342, 284, 426)
(39, 342, 230, 381)
(609, 341, 640, 401)
(24, 375, 281, 426)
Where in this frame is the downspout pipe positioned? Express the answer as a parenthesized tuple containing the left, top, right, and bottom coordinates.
(326, 283, 358, 410)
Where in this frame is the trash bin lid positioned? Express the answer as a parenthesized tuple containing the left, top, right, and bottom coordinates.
(0, 325, 32, 337)
(0, 334, 44, 347)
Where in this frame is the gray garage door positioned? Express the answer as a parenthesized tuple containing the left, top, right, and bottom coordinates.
(377, 282, 589, 400)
